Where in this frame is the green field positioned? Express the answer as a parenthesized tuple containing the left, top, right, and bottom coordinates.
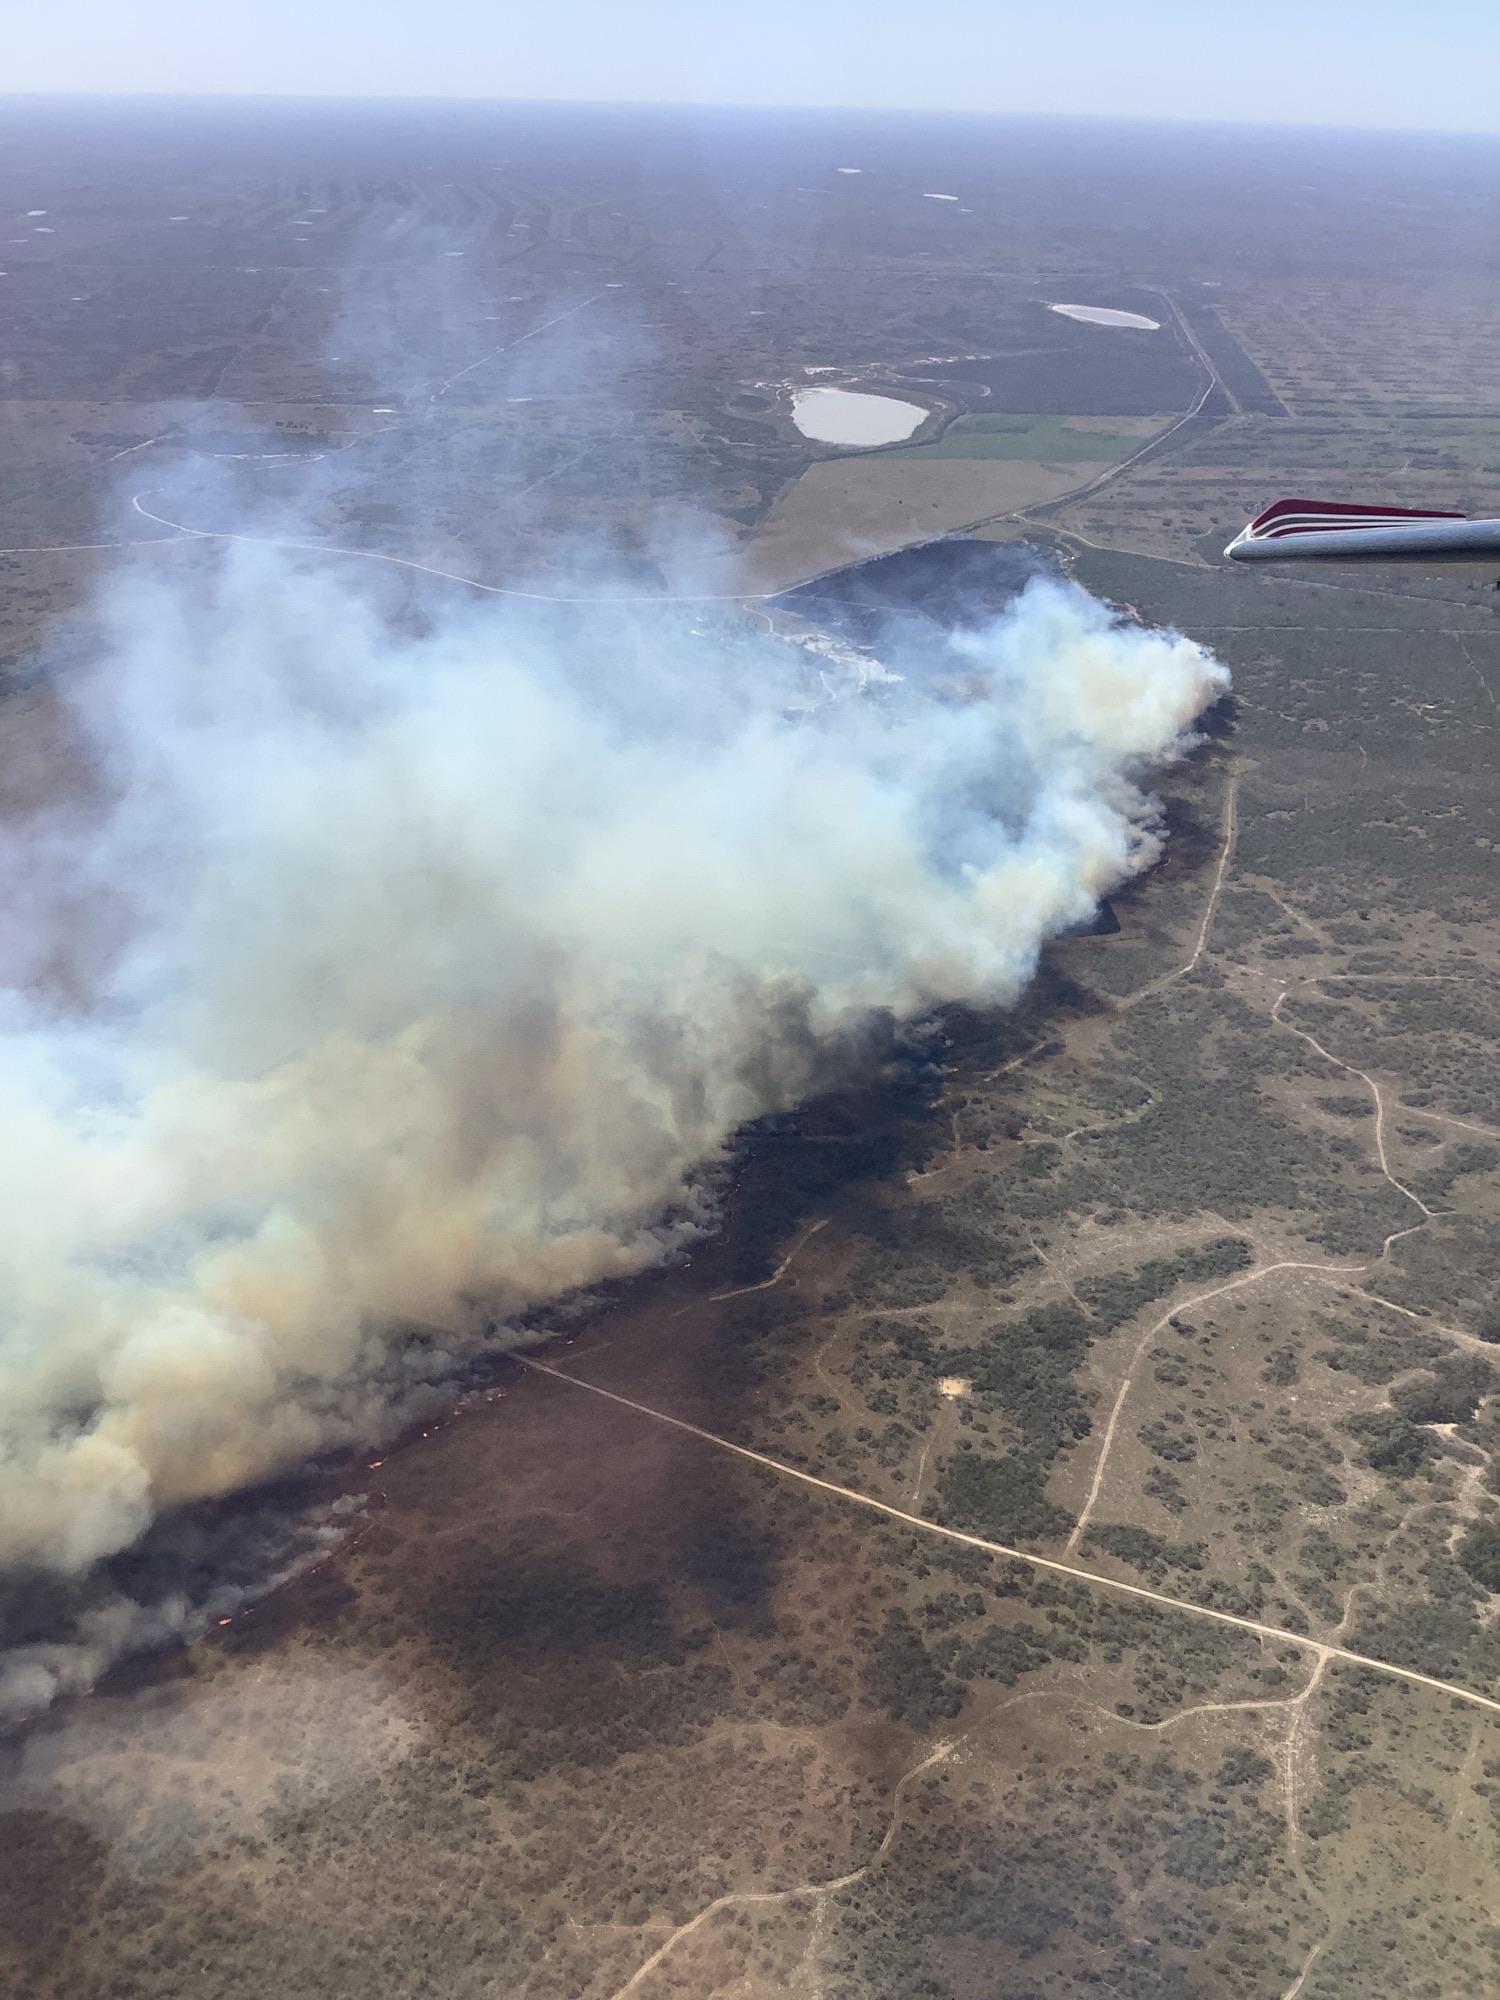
(891, 412, 1156, 461)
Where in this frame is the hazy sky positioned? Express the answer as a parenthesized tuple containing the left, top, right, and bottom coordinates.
(9, 0, 1500, 136)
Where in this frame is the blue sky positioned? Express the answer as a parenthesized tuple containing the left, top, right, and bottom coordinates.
(9, 0, 1500, 135)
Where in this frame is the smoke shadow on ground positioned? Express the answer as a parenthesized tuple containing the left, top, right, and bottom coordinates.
(374, 956, 1130, 1768)
(302, 1043, 953, 1739)
(1192, 688, 1240, 743)
(1113, 785, 1224, 925)
(705, 1038, 945, 1290)
(0, 1047, 940, 1733)
(773, 536, 1052, 652)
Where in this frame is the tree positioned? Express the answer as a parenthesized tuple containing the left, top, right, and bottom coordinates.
(1392, 1355, 1493, 1425)
(1457, 1523, 1500, 1593)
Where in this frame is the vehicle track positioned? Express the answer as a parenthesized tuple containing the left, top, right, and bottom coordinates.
(516, 1355, 1500, 1722)
(1063, 1254, 1370, 1558)
(604, 1737, 956, 1998)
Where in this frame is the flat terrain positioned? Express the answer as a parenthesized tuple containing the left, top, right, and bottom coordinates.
(746, 455, 1111, 591)
(6, 101, 1500, 2000)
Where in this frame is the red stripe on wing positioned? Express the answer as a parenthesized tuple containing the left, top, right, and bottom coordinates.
(1249, 497, 1466, 535)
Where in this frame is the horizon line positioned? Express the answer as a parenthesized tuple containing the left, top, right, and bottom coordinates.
(2, 88, 1499, 144)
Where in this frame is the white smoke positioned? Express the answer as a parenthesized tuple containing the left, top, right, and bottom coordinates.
(0, 537, 1226, 1596)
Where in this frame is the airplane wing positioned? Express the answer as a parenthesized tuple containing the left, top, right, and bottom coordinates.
(1225, 498, 1500, 568)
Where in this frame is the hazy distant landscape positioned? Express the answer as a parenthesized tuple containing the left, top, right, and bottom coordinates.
(5, 96, 1500, 2000)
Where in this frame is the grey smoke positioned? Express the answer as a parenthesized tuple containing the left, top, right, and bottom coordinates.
(0, 523, 1227, 1655)
(0, 1490, 367, 1725)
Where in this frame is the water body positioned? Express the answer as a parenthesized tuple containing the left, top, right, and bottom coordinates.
(1048, 302, 1161, 330)
(792, 386, 926, 445)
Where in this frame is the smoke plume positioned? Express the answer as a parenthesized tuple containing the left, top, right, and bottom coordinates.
(0, 532, 1226, 1605)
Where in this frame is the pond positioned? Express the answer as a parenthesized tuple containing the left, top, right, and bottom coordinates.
(791, 386, 927, 446)
(1047, 302, 1161, 330)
